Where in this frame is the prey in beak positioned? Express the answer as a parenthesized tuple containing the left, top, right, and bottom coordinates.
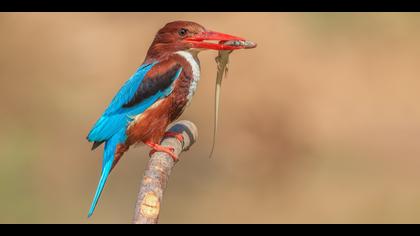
(185, 30, 256, 51)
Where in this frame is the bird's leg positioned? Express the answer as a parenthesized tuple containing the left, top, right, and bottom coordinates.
(145, 140, 178, 162)
(163, 132, 184, 146)
(145, 132, 184, 161)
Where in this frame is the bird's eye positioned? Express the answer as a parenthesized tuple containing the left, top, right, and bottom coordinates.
(178, 28, 188, 36)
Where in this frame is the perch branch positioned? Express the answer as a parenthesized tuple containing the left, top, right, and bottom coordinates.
(132, 120, 198, 224)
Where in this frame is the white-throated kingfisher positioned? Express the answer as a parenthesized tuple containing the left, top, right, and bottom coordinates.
(86, 21, 249, 217)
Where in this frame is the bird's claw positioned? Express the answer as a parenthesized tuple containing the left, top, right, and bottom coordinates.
(148, 144, 178, 162)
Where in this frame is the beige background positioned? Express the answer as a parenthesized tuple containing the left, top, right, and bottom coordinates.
(1, 13, 420, 223)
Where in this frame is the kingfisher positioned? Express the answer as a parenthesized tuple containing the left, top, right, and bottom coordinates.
(86, 21, 249, 217)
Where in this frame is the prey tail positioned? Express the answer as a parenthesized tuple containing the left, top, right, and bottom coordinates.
(88, 129, 126, 218)
(209, 50, 231, 159)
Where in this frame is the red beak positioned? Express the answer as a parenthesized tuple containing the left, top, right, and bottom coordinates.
(185, 30, 248, 50)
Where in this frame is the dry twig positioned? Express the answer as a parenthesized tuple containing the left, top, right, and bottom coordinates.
(132, 120, 198, 224)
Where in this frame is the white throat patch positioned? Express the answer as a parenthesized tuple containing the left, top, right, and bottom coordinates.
(176, 51, 201, 104)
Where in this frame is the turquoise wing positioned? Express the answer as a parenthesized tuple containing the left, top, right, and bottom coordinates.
(87, 61, 182, 143)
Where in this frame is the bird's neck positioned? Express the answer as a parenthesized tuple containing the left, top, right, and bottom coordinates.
(176, 49, 200, 65)
(145, 43, 186, 63)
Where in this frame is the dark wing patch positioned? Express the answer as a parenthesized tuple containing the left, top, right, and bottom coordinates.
(122, 62, 182, 108)
(91, 141, 105, 151)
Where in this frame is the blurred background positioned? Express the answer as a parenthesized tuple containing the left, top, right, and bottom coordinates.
(1, 13, 420, 223)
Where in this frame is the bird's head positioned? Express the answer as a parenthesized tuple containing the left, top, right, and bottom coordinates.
(146, 21, 248, 60)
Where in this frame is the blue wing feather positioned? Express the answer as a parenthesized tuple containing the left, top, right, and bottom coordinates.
(104, 62, 157, 115)
(87, 62, 156, 142)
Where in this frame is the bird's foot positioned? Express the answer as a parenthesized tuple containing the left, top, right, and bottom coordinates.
(146, 141, 178, 162)
(164, 132, 184, 145)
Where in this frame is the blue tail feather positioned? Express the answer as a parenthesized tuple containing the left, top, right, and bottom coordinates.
(88, 129, 126, 217)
